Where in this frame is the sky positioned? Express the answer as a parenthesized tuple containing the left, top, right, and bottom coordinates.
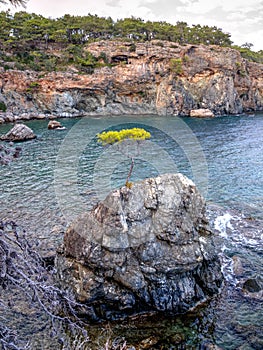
(4, 0, 263, 51)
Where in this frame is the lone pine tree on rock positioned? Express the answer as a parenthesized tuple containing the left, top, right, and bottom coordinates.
(97, 127, 151, 187)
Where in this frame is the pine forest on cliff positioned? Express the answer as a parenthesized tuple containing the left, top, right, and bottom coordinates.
(0, 11, 263, 73)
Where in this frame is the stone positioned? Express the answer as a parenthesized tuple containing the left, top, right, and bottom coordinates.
(0, 123, 36, 142)
(242, 277, 262, 293)
(0, 41, 262, 118)
(47, 120, 64, 129)
(56, 173, 223, 321)
(190, 109, 215, 118)
(241, 276, 263, 300)
(232, 255, 243, 276)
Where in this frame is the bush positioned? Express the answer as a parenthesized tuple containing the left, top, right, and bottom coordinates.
(169, 58, 183, 75)
(129, 43, 136, 52)
(0, 101, 7, 112)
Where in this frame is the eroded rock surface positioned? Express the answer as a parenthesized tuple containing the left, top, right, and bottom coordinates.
(56, 173, 223, 321)
(0, 123, 36, 141)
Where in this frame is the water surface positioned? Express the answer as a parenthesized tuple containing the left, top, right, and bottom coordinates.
(0, 113, 262, 349)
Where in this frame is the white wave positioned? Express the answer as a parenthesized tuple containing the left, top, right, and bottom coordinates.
(214, 213, 234, 238)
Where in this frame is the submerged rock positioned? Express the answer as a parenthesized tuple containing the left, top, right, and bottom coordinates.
(0, 143, 21, 164)
(241, 276, 263, 300)
(0, 123, 36, 141)
(56, 173, 223, 321)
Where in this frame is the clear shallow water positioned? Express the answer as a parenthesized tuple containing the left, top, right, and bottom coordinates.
(0, 114, 262, 348)
(0, 114, 262, 237)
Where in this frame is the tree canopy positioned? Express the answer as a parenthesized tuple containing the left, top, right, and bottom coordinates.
(0, 11, 233, 47)
(97, 128, 151, 145)
(97, 128, 151, 187)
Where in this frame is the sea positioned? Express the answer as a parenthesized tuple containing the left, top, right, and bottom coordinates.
(0, 113, 262, 349)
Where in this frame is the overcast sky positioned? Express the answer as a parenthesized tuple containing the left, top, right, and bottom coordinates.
(5, 0, 263, 51)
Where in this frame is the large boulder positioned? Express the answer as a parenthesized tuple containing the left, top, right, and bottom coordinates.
(56, 173, 223, 321)
(0, 123, 36, 141)
(190, 109, 215, 118)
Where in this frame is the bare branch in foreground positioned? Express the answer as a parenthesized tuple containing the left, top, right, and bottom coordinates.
(0, 220, 89, 349)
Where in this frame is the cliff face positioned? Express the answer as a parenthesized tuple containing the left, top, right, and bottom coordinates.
(0, 40, 263, 119)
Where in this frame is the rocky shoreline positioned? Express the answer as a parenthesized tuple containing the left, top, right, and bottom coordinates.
(0, 111, 61, 124)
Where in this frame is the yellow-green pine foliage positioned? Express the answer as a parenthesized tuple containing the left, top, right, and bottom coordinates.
(97, 128, 151, 145)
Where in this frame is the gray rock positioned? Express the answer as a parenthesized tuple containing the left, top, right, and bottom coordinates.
(56, 173, 223, 321)
(0, 123, 36, 141)
(232, 255, 244, 276)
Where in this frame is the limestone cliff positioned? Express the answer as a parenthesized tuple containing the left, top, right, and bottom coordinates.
(0, 40, 262, 120)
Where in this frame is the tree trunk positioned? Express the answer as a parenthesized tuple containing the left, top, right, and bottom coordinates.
(125, 157, 134, 186)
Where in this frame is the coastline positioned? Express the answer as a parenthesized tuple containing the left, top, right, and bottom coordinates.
(0, 109, 262, 125)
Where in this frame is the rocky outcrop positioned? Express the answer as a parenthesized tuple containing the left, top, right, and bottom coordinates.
(190, 108, 215, 118)
(0, 123, 36, 141)
(47, 120, 64, 129)
(0, 41, 262, 119)
(55, 173, 223, 321)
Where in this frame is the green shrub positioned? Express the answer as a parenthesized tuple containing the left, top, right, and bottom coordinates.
(129, 43, 136, 52)
(98, 51, 108, 63)
(169, 58, 183, 74)
(26, 81, 41, 93)
(0, 101, 7, 112)
(155, 41, 164, 47)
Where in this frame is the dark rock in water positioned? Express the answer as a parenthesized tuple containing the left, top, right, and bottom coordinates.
(242, 277, 262, 293)
(55, 173, 223, 321)
(0, 123, 36, 142)
(241, 276, 263, 300)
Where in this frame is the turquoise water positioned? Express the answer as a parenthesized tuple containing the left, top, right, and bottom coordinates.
(0, 113, 262, 348)
(0, 114, 262, 236)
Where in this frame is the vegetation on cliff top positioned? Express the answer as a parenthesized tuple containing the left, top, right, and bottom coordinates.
(0, 11, 262, 72)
